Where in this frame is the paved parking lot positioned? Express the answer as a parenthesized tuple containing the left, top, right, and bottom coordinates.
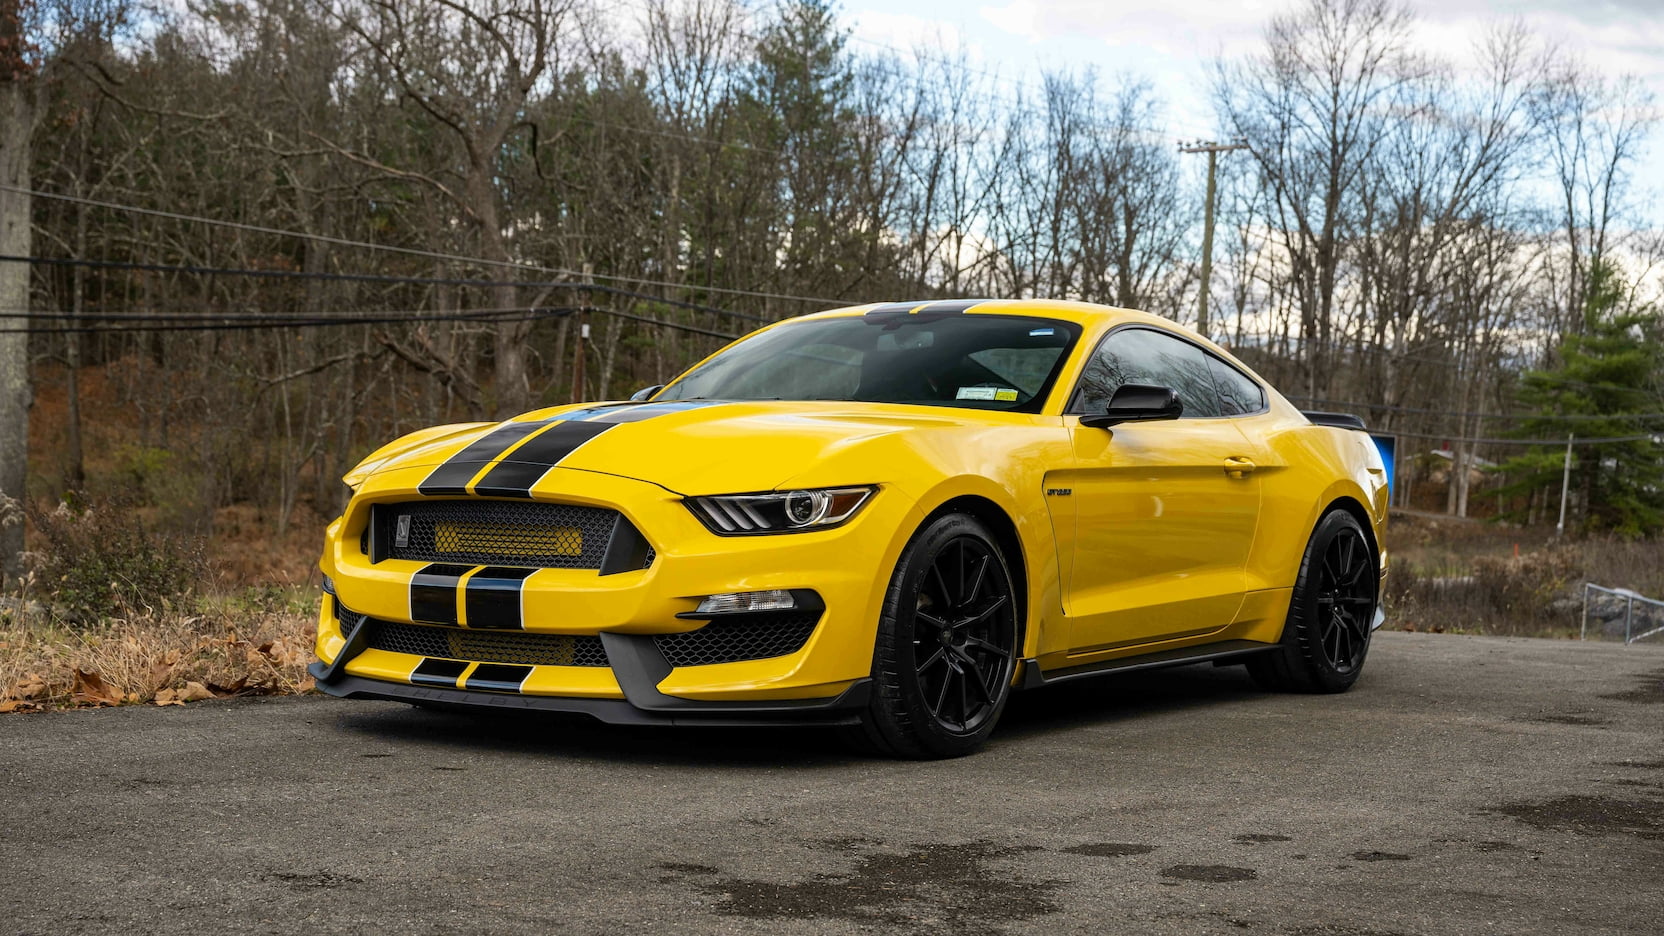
(3, 631, 1661, 935)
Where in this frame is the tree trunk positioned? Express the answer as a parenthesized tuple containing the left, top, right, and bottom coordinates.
(64, 192, 86, 490)
(0, 36, 32, 587)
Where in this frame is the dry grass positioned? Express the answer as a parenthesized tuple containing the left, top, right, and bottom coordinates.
(1384, 513, 1664, 638)
(0, 588, 316, 713)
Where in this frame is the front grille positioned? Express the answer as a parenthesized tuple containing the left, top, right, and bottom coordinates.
(378, 500, 624, 569)
(655, 614, 821, 668)
(364, 618, 610, 667)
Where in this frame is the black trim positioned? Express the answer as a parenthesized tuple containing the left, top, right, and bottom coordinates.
(470, 421, 618, 498)
(463, 566, 537, 629)
(1020, 639, 1276, 689)
(1066, 323, 1271, 419)
(598, 514, 653, 575)
(309, 664, 871, 727)
(410, 563, 471, 625)
(316, 598, 371, 683)
(1303, 410, 1368, 431)
(409, 657, 469, 688)
(417, 420, 552, 495)
(465, 663, 534, 693)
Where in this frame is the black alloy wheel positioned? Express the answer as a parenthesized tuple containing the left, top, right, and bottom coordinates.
(852, 512, 1020, 758)
(1246, 508, 1377, 694)
(1314, 524, 1374, 674)
(911, 535, 1017, 733)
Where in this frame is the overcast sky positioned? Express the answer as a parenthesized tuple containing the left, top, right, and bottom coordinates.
(839, 0, 1663, 210)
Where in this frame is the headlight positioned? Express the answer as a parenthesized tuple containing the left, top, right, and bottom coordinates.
(686, 486, 875, 535)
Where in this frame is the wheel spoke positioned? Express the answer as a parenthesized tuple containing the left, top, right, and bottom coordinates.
(929, 562, 953, 609)
(916, 610, 951, 631)
(956, 542, 969, 607)
(1323, 549, 1344, 587)
(959, 594, 1010, 628)
(933, 666, 953, 716)
(965, 635, 1012, 660)
(916, 647, 946, 675)
(966, 554, 989, 604)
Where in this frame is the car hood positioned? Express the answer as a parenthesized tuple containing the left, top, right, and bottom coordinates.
(359, 399, 989, 496)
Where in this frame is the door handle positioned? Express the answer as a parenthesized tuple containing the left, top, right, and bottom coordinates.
(1224, 456, 1257, 479)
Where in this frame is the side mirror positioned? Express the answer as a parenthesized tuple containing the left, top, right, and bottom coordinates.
(1080, 383, 1183, 429)
(630, 385, 665, 402)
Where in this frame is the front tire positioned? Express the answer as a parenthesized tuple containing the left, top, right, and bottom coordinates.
(851, 512, 1020, 758)
(1247, 508, 1377, 693)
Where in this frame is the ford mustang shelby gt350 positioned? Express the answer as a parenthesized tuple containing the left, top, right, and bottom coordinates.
(312, 299, 1387, 757)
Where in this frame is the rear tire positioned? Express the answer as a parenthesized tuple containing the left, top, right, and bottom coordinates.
(849, 512, 1020, 758)
(1247, 508, 1377, 694)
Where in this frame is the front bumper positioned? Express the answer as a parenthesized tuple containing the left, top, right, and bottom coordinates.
(314, 466, 917, 718)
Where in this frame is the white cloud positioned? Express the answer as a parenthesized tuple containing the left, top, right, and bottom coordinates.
(849, 10, 989, 65)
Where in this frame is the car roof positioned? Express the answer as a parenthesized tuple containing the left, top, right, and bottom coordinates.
(798, 298, 1179, 331)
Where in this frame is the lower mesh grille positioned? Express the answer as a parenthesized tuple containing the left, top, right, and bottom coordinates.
(377, 500, 626, 569)
(364, 618, 609, 667)
(655, 614, 821, 667)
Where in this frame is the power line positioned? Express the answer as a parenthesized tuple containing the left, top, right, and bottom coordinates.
(1388, 428, 1656, 447)
(0, 185, 848, 307)
(1285, 395, 1664, 424)
(0, 254, 772, 322)
(0, 303, 742, 339)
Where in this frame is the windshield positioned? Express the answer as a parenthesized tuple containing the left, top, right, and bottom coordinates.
(656, 313, 1081, 412)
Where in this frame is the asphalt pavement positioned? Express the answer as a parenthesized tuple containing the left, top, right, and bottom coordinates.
(3, 631, 1662, 936)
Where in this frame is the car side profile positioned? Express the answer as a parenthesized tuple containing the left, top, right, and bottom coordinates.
(311, 298, 1388, 757)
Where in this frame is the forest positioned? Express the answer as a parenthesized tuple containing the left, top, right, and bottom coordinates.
(0, 0, 1661, 603)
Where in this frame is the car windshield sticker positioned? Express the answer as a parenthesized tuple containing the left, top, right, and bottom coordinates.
(957, 387, 997, 401)
(1028, 327, 1055, 337)
(995, 389, 1019, 401)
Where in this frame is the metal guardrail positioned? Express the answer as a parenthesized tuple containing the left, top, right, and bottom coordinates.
(1581, 583, 1664, 644)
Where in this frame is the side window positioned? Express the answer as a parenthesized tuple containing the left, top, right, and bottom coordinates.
(1207, 355, 1266, 416)
(1071, 328, 1223, 418)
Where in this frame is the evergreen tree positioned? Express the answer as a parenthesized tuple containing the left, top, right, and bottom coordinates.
(1501, 260, 1664, 536)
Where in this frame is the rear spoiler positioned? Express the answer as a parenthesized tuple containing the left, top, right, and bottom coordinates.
(1302, 410, 1367, 431)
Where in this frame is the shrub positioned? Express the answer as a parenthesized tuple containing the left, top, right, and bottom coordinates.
(26, 495, 207, 625)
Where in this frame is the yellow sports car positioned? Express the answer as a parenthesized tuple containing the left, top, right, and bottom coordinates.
(312, 299, 1388, 757)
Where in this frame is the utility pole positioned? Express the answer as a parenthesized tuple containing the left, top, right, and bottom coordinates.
(570, 262, 592, 404)
(1556, 434, 1574, 539)
(1180, 139, 1247, 341)
(0, 0, 35, 588)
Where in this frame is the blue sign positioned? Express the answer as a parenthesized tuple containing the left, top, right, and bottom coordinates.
(1369, 433, 1397, 499)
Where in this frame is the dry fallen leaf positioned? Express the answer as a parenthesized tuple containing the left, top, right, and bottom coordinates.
(7, 672, 48, 700)
(71, 669, 123, 707)
(177, 681, 213, 702)
(0, 699, 41, 713)
(208, 676, 249, 697)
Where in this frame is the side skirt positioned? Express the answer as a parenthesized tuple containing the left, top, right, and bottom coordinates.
(1020, 639, 1277, 690)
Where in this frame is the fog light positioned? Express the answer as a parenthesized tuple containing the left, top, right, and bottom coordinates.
(322, 574, 336, 596)
(694, 590, 796, 615)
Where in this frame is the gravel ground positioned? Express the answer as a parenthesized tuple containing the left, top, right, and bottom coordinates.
(3, 631, 1661, 935)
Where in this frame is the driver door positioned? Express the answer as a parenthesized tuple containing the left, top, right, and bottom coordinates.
(1055, 327, 1263, 653)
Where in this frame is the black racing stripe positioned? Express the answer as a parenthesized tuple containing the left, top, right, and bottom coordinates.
(417, 420, 552, 495)
(469, 421, 617, 498)
(865, 300, 931, 315)
(409, 657, 469, 688)
(586, 400, 724, 424)
(466, 663, 533, 693)
(917, 299, 984, 313)
(410, 562, 472, 625)
(464, 566, 537, 630)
